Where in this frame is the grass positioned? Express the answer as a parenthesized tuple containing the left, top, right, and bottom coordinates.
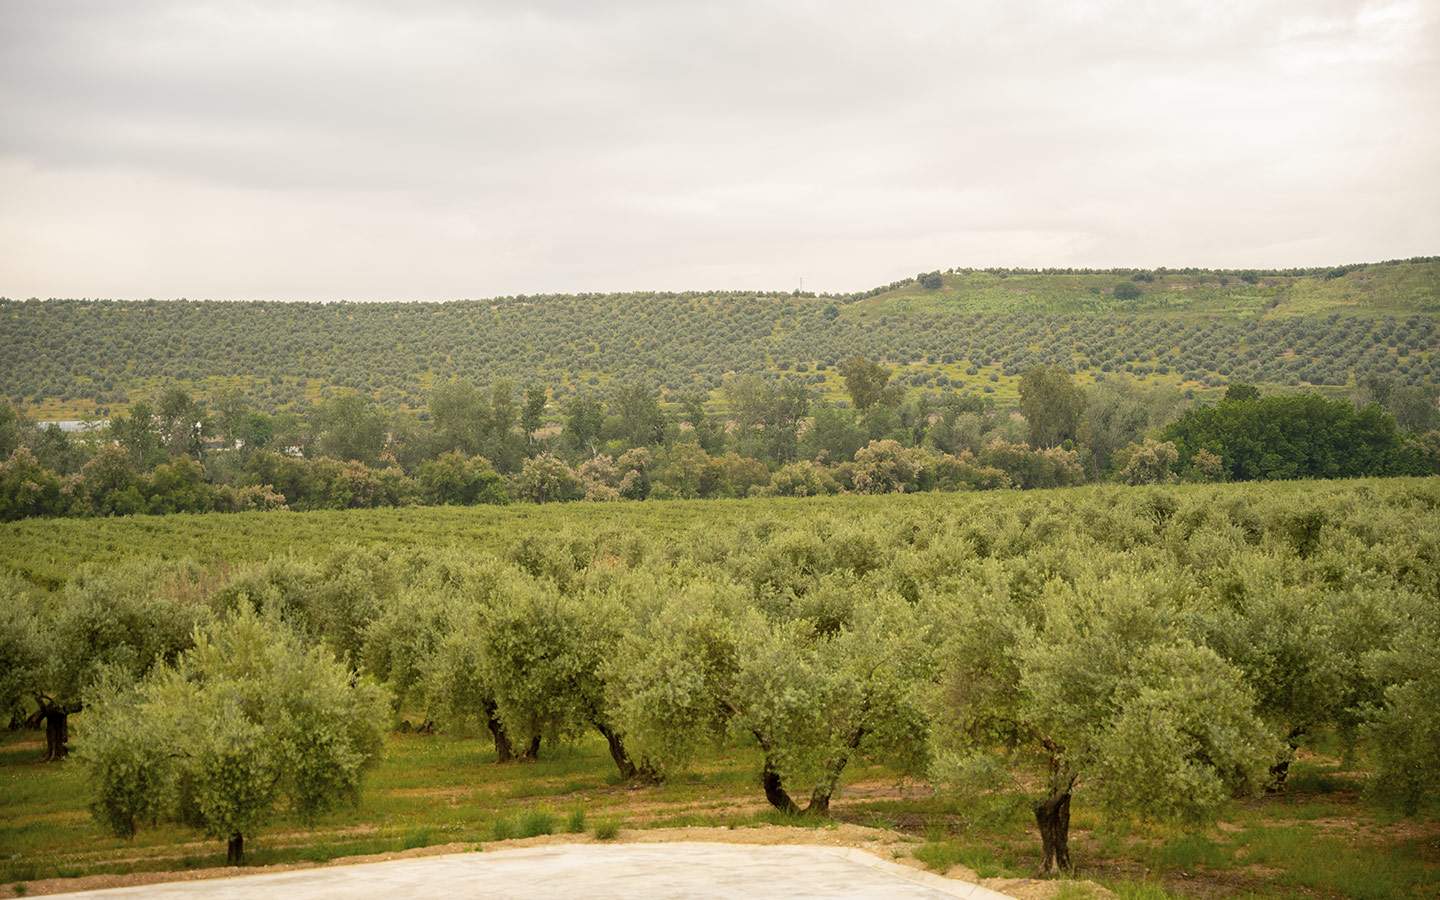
(0, 727, 1436, 897)
(517, 808, 556, 838)
(913, 841, 1015, 878)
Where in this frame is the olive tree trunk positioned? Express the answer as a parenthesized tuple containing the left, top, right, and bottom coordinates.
(1268, 726, 1307, 792)
(226, 833, 245, 866)
(760, 752, 800, 814)
(753, 727, 866, 816)
(485, 703, 515, 763)
(805, 727, 867, 815)
(1034, 792, 1073, 875)
(42, 709, 69, 762)
(520, 734, 541, 762)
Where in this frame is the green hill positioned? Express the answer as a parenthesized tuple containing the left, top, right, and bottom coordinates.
(2, 257, 1436, 418)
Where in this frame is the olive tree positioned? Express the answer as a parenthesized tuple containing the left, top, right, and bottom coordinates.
(0, 577, 42, 728)
(78, 607, 389, 865)
(479, 575, 650, 778)
(932, 568, 1278, 873)
(27, 563, 207, 760)
(1191, 556, 1396, 787)
(1363, 590, 1440, 813)
(610, 582, 932, 813)
(362, 555, 530, 762)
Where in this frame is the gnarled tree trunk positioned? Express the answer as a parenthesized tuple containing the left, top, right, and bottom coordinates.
(1034, 792, 1072, 875)
(485, 703, 514, 763)
(805, 726, 867, 815)
(596, 721, 637, 780)
(42, 709, 69, 762)
(760, 752, 800, 814)
(226, 833, 245, 866)
(520, 734, 541, 762)
(1268, 726, 1306, 792)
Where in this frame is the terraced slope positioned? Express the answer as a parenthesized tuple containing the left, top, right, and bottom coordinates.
(2, 258, 1435, 417)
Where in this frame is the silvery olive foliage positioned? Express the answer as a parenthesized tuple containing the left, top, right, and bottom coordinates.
(27, 479, 1437, 873)
(0, 576, 42, 724)
(930, 564, 1279, 870)
(78, 606, 389, 861)
(608, 579, 932, 812)
(1364, 590, 1440, 813)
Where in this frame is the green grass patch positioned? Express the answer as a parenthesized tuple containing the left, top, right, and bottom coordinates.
(911, 841, 1015, 878)
(592, 819, 620, 841)
(1148, 832, 1228, 871)
(517, 807, 556, 838)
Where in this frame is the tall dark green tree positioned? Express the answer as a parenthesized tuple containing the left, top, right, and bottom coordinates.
(1019, 366, 1085, 448)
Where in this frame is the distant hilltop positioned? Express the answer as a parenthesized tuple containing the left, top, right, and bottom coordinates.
(3, 256, 1436, 419)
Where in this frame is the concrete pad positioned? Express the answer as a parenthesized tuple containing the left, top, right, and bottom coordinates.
(55, 842, 1014, 898)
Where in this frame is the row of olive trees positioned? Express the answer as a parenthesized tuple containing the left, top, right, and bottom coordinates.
(0, 565, 388, 864)
(5, 488, 1438, 871)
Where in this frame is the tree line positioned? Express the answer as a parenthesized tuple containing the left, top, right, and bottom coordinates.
(1, 363, 1435, 521)
(3, 480, 1437, 870)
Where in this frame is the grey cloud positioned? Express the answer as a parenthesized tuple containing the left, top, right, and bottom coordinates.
(0, 0, 1435, 299)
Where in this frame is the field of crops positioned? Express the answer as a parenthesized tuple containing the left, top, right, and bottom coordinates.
(5, 259, 1437, 418)
(2, 478, 1438, 897)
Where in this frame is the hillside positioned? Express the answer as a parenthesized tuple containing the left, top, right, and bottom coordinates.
(2, 257, 1437, 418)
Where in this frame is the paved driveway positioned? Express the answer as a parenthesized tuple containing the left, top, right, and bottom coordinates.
(58, 842, 1012, 898)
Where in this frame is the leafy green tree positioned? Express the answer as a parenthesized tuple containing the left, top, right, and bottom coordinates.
(430, 381, 489, 456)
(143, 457, 218, 513)
(109, 401, 166, 469)
(0, 447, 65, 520)
(1225, 383, 1261, 403)
(314, 394, 388, 465)
(677, 392, 723, 455)
(932, 574, 1277, 873)
(851, 440, 920, 493)
(75, 444, 145, 515)
(79, 607, 389, 864)
(606, 382, 667, 448)
(1114, 439, 1180, 485)
(725, 376, 810, 464)
(1113, 281, 1142, 300)
(521, 384, 548, 450)
(27, 563, 208, 760)
(1386, 383, 1439, 433)
(1078, 380, 1154, 476)
(766, 460, 840, 497)
(30, 423, 88, 474)
(416, 452, 508, 505)
(1019, 366, 1085, 448)
(978, 439, 1084, 488)
(838, 357, 898, 412)
(611, 586, 931, 813)
(480, 580, 650, 779)
(801, 404, 866, 463)
(361, 558, 527, 761)
(1363, 591, 1440, 813)
(1193, 563, 1394, 787)
(562, 394, 605, 457)
(156, 386, 210, 459)
(514, 453, 584, 503)
(0, 402, 25, 459)
(214, 391, 274, 454)
(1162, 393, 1425, 480)
(0, 578, 42, 728)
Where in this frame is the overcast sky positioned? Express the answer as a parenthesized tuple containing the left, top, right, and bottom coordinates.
(0, 0, 1436, 300)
